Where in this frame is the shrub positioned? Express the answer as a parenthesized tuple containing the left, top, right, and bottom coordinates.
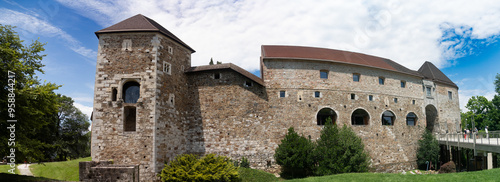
(160, 154, 240, 182)
(417, 130, 440, 170)
(274, 127, 315, 179)
(240, 156, 250, 168)
(438, 161, 456, 173)
(314, 119, 370, 176)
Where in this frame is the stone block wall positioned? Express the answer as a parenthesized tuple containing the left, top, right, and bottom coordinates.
(80, 161, 139, 182)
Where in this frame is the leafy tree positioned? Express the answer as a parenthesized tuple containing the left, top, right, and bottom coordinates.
(461, 96, 493, 130)
(495, 73, 500, 94)
(209, 57, 214, 65)
(315, 118, 369, 175)
(0, 24, 61, 162)
(274, 127, 315, 178)
(417, 130, 440, 170)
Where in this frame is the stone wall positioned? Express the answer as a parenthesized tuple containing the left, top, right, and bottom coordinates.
(80, 161, 139, 182)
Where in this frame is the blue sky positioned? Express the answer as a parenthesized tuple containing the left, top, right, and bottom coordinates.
(1, 0, 499, 118)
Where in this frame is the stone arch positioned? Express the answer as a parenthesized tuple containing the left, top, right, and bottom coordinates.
(351, 108, 370, 125)
(122, 81, 140, 103)
(381, 110, 396, 126)
(316, 107, 337, 125)
(425, 104, 438, 132)
(406, 112, 418, 126)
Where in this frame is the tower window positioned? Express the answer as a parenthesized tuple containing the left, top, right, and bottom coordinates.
(379, 77, 385, 85)
(394, 98, 398, 103)
(124, 106, 136, 132)
(279, 91, 286, 98)
(244, 80, 253, 87)
(351, 93, 356, 100)
(214, 73, 221, 79)
(426, 87, 432, 97)
(448, 91, 452, 100)
(314, 91, 321, 98)
(123, 81, 140, 103)
(163, 62, 171, 75)
(353, 73, 360, 82)
(320, 70, 328, 79)
(401, 81, 406, 88)
(369, 95, 373, 101)
(168, 46, 173, 54)
(111, 87, 117, 101)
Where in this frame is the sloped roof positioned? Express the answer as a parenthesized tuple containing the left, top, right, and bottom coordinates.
(418, 61, 457, 88)
(261, 45, 421, 77)
(95, 14, 195, 53)
(186, 63, 264, 86)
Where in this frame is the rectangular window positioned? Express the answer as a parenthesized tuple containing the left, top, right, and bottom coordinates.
(320, 70, 328, 79)
(214, 72, 221, 79)
(163, 62, 171, 75)
(124, 106, 136, 132)
(279, 91, 286, 98)
(111, 87, 117, 101)
(426, 87, 432, 97)
(394, 98, 398, 103)
(244, 80, 253, 87)
(379, 77, 385, 85)
(353, 73, 360, 82)
(401, 81, 406, 88)
(369, 95, 373, 101)
(315, 91, 321, 98)
(168, 46, 173, 54)
(448, 91, 452, 100)
(412, 100, 416, 105)
(351, 93, 356, 100)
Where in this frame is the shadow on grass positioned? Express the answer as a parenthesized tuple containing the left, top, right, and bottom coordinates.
(0, 173, 60, 181)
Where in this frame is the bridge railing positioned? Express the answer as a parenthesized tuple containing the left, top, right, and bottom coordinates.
(436, 131, 500, 145)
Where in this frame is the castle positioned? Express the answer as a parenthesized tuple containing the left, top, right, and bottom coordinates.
(83, 14, 460, 181)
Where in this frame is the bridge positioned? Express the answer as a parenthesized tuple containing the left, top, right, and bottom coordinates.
(437, 131, 500, 169)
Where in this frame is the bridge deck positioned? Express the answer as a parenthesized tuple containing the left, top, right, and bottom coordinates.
(437, 133, 500, 153)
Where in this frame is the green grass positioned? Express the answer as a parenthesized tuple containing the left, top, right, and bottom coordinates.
(286, 168, 500, 182)
(29, 157, 91, 181)
(238, 167, 280, 182)
(0, 164, 17, 174)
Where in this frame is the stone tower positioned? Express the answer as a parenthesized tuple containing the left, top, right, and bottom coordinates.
(91, 14, 195, 181)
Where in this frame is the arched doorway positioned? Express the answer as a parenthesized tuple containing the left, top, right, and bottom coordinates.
(317, 108, 337, 125)
(351, 109, 370, 125)
(425, 105, 438, 132)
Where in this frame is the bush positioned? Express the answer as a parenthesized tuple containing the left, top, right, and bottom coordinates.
(240, 156, 250, 168)
(160, 154, 240, 182)
(274, 127, 315, 179)
(438, 161, 456, 173)
(314, 119, 370, 176)
(417, 130, 440, 170)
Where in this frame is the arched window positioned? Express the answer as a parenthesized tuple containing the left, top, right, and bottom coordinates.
(351, 109, 369, 125)
(406, 112, 417, 126)
(317, 108, 337, 125)
(382, 110, 395, 125)
(123, 81, 140, 103)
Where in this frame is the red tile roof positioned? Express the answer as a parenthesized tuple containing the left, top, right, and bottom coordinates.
(95, 14, 195, 53)
(186, 63, 264, 86)
(261, 45, 421, 77)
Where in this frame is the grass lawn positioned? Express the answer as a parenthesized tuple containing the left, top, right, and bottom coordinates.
(29, 157, 91, 181)
(239, 167, 280, 182)
(0, 164, 17, 174)
(286, 168, 500, 182)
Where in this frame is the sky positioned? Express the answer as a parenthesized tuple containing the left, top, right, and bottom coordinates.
(1, 0, 500, 119)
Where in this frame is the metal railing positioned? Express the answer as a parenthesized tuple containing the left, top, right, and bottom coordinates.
(437, 131, 500, 146)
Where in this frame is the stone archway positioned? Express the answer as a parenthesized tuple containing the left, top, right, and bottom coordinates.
(425, 104, 438, 133)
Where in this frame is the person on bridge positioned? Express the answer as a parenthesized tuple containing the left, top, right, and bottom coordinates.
(486, 126, 489, 139)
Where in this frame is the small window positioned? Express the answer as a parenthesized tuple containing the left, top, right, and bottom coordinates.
(111, 87, 117, 101)
(123, 81, 140, 103)
(320, 70, 328, 79)
(401, 81, 406, 88)
(448, 91, 452, 100)
(351, 93, 356, 100)
(214, 73, 221, 79)
(369, 95, 373, 101)
(168, 46, 173, 54)
(382, 110, 395, 126)
(279, 91, 286, 98)
(163, 62, 171, 75)
(406, 112, 417, 126)
(314, 91, 321, 98)
(426, 87, 432, 97)
(353, 73, 360, 82)
(379, 77, 385, 85)
(168, 94, 175, 106)
(124, 106, 136, 131)
(394, 98, 398, 103)
(244, 80, 253, 87)
(412, 100, 415, 105)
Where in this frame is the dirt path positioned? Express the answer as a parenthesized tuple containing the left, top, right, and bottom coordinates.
(17, 164, 33, 176)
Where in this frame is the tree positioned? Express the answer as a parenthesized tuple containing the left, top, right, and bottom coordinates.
(495, 73, 500, 94)
(274, 127, 315, 178)
(0, 24, 61, 162)
(416, 130, 440, 170)
(209, 58, 214, 65)
(217, 61, 222, 64)
(461, 96, 493, 130)
(314, 118, 369, 175)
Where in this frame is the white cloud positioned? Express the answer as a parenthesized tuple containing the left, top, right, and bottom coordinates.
(55, 0, 500, 72)
(456, 74, 497, 111)
(74, 102, 93, 120)
(0, 8, 97, 60)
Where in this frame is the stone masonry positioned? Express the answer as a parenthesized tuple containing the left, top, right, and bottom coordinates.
(84, 14, 461, 181)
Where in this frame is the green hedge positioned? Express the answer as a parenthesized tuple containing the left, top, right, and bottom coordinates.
(160, 154, 240, 182)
